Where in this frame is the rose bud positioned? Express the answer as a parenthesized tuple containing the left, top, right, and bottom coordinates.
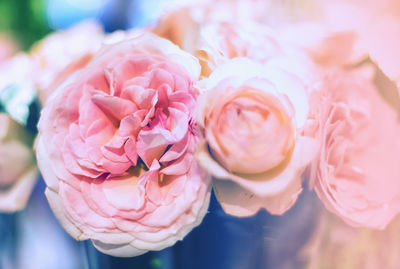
(196, 58, 317, 216)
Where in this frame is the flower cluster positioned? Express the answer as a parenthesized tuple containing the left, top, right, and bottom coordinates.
(1, 0, 399, 258)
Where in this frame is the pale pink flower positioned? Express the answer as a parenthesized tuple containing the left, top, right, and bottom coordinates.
(38, 27, 147, 105)
(194, 22, 288, 77)
(315, 0, 400, 82)
(36, 33, 211, 257)
(153, 0, 280, 51)
(30, 21, 104, 104)
(289, 20, 400, 229)
(309, 65, 400, 229)
(0, 34, 18, 63)
(196, 58, 317, 216)
(0, 51, 37, 213)
(279, 23, 362, 68)
(0, 53, 33, 91)
(304, 211, 400, 269)
(191, 21, 317, 86)
(0, 114, 37, 212)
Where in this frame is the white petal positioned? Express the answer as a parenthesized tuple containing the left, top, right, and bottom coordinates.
(92, 240, 148, 258)
(45, 187, 85, 240)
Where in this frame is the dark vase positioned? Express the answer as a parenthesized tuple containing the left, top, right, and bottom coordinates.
(84, 188, 321, 269)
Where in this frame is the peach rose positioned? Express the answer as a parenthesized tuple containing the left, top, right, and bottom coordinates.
(309, 65, 400, 229)
(0, 114, 37, 212)
(196, 58, 317, 216)
(36, 33, 211, 257)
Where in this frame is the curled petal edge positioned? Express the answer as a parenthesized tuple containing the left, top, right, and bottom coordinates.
(196, 136, 318, 197)
(44, 178, 211, 257)
(0, 166, 37, 212)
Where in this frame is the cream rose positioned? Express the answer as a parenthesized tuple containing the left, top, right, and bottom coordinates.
(196, 58, 317, 216)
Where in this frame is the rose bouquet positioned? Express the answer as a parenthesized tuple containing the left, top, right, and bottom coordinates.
(0, 0, 398, 261)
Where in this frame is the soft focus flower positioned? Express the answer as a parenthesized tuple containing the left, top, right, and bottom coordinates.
(154, 0, 259, 49)
(153, 0, 239, 63)
(36, 33, 211, 257)
(0, 51, 37, 213)
(309, 65, 400, 229)
(0, 114, 37, 212)
(31, 21, 149, 105)
(303, 211, 400, 269)
(0, 54, 37, 125)
(195, 22, 318, 86)
(194, 22, 289, 77)
(279, 23, 361, 69)
(43, 28, 147, 103)
(154, 0, 325, 50)
(288, 19, 400, 229)
(0, 53, 33, 91)
(0, 34, 18, 63)
(196, 58, 317, 216)
(313, 0, 400, 82)
(268, 0, 400, 83)
(30, 20, 104, 104)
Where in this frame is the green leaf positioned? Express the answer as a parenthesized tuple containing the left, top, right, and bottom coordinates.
(151, 258, 162, 268)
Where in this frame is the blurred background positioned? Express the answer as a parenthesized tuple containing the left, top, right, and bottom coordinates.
(0, 0, 167, 50)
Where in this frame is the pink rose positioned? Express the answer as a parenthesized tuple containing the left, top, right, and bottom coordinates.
(196, 58, 317, 216)
(0, 114, 37, 212)
(36, 33, 211, 257)
(309, 65, 400, 229)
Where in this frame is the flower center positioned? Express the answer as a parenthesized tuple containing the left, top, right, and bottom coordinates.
(210, 89, 295, 174)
